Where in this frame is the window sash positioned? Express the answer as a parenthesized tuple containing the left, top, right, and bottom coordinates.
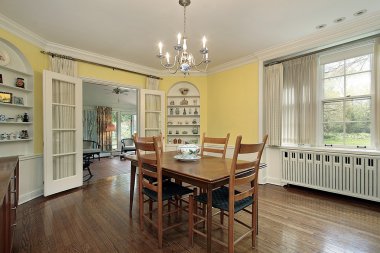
(320, 50, 374, 148)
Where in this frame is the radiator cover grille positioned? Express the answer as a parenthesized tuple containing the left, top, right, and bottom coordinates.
(282, 149, 380, 202)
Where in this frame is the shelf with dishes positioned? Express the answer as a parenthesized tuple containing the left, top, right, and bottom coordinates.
(0, 102, 32, 108)
(0, 121, 33, 125)
(168, 124, 200, 127)
(0, 138, 33, 143)
(167, 82, 200, 145)
(0, 40, 34, 156)
(0, 83, 32, 92)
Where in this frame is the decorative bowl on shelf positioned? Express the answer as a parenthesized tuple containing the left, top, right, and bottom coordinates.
(179, 88, 189, 95)
(176, 144, 200, 159)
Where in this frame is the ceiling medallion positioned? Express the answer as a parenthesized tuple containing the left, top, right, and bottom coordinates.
(156, 0, 210, 76)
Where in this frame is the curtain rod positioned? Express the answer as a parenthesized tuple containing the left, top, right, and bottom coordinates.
(264, 33, 380, 67)
(40, 51, 162, 80)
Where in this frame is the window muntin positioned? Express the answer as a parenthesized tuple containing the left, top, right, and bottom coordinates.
(322, 54, 372, 147)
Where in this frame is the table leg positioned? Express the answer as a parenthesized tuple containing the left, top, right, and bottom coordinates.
(130, 163, 137, 217)
(207, 185, 212, 253)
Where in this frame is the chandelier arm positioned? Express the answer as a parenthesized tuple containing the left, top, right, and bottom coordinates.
(159, 55, 179, 69)
(193, 64, 208, 72)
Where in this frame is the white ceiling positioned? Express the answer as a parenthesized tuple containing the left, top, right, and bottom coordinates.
(83, 83, 137, 111)
(1, 0, 380, 69)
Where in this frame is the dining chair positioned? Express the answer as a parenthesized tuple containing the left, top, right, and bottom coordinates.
(200, 132, 230, 158)
(189, 134, 268, 252)
(198, 132, 230, 218)
(135, 136, 193, 248)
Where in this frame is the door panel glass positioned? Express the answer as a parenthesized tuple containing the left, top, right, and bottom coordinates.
(145, 94, 161, 111)
(52, 79, 77, 180)
(52, 81, 75, 105)
(53, 154, 76, 180)
(53, 105, 75, 129)
(53, 131, 75, 154)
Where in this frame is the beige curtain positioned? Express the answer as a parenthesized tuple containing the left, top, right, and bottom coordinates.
(97, 106, 113, 151)
(49, 56, 78, 179)
(375, 38, 380, 149)
(282, 55, 317, 145)
(145, 77, 161, 137)
(264, 63, 283, 146)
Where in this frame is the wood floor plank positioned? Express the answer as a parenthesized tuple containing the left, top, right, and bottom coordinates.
(13, 158, 380, 253)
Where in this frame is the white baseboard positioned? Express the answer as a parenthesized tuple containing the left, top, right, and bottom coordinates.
(266, 177, 285, 186)
(19, 188, 43, 205)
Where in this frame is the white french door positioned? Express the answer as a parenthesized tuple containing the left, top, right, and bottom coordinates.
(43, 70, 83, 196)
(139, 89, 165, 138)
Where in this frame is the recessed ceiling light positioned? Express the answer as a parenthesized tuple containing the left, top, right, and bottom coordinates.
(316, 24, 327, 29)
(354, 9, 367, 16)
(334, 17, 346, 23)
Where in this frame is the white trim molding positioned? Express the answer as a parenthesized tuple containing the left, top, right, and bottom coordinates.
(0, 13, 47, 49)
(207, 54, 258, 75)
(256, 10, 380, 61)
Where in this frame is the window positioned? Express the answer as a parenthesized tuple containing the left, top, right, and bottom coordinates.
(111, 111, 137, 150)
(321, 49, 373, 147)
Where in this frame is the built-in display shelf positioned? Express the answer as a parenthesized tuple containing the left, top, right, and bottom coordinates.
(0, 102, 32, 108)
(167, 105, 200, 108)
(0, 138, 33, 143)
(168, 115, 200, 117)
(0, 122, 32, 125)
(0, 83, 32, 92)
(168, 124, 200, 127)
(0, 64, 32, 76)
(167, 134, 200, 136)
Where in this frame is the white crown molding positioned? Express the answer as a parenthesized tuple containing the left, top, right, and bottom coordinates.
(256, 10, 380, 61)
(207, 54, 258, 75)
(0, 13, 47, 48)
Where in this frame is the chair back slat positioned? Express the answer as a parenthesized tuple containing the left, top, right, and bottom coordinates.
(200, 132, 230, 159)
(202, 147, 224, 154)
(239, 143, 263, 154)
(141, 167, 158, 179)
(234, 173, 256, 186)
(229, 135, 268, 212)
(142, 181, 158, 192)
(203, 137, 228, 144)
(235, 161, 257, 171)
(234, 186, 255, 201)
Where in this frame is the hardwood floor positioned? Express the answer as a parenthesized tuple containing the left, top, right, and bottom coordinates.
(84, 156, 130, 182)
(13, 163, 380, 253)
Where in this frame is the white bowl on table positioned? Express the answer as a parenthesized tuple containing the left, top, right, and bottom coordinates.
(175, 144, 201, 161)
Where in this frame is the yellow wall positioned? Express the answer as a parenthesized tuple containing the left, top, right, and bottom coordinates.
(0, 28, 146, 154)
(1, 27, 260, 154)
(207, 62, 260, 144)
(160, 76, 208, 136)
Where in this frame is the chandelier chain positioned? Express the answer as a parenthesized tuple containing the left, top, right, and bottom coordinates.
(183, 6, 187, 36)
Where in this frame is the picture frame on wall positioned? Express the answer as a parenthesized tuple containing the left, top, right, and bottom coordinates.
(0, 74, 3, 84)
(0, 91, 12, 103)
(13, 96, 24, 105)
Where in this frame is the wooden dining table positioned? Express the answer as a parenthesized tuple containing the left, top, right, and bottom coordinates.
(125, 151, 255, 253)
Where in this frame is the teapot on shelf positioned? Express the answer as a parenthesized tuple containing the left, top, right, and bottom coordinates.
(192, 127, 198, 135)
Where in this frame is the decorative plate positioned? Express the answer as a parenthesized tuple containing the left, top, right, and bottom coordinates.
(0, 49, 10, 66)
(174, 155, 201, 162)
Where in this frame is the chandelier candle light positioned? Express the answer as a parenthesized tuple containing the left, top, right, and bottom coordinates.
(156, 0, 210, 76)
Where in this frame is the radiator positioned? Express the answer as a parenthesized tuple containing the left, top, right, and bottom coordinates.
(282, 149, 380, 202)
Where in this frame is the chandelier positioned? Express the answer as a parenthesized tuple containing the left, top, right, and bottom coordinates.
(156, 0, 210, 76)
